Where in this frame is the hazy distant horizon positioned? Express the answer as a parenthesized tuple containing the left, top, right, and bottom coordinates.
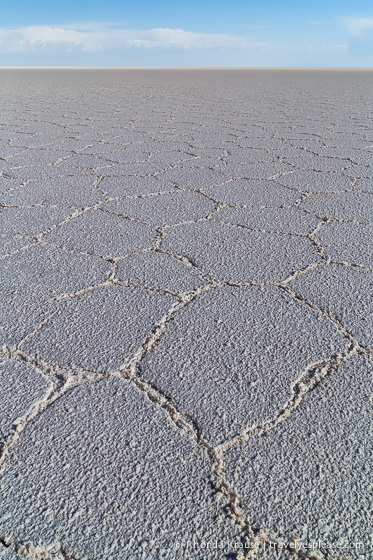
(1, 66, 373, 69)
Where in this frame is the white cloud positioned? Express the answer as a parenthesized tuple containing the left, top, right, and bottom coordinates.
(306, 44, 348, 52)
(0, 24, 267, 53)
(341, 17, 373, 36)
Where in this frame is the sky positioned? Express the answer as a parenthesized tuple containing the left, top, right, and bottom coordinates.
(1, 0, 373, 67)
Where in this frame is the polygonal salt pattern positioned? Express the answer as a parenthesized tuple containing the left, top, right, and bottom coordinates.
(1, 69, 372, 560)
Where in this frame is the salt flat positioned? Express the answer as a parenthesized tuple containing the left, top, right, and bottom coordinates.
(0, 69, 372, 560)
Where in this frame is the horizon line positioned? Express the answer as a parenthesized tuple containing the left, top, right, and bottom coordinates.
(1, 66, 373, 70)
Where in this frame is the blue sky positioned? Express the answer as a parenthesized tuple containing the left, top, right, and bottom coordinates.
(1, 0, 373, 66)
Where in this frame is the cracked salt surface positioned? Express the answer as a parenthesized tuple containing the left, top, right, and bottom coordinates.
(0, 69, 372, 560)
(0, 378, 241, 559)
(0, 358, 52, 449)
(214, 207, 319, 235)
(225, 354, 372, 559)
(44, 208, 157, 258)
(162, 221, 323, 284)
(115, 251, 206, 295)
(140, 285, 349, 445)
(0, 177, 104, 208)
(103, 190, 216, 227)
(202, 178, 302, 207)
(316, 222, 373, 267)
(23, 285, 177, 373)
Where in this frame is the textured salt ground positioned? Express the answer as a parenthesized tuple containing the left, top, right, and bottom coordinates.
(115, 251, 206, 295)
(316, 222, 373, 267)
(99, 175, 179, 197)
(0, 69, 372, 560)
(0, 378, 241, 559)
(44, 209, 157, 258)
(0, 543, 19, 560)
(103, 190, 216, 227)
(139, 285, 348, 445)
(225, 354, 372, 558)
(0, 237, 36, 257)
(214, 206, 319, 235)
(301, 191, 373, 223)
(202, 178, 302, 207)
(0, 177, 104, 208)
(0, 358, 52, 448)
(161, 221, 323, 284)
(290, 264, 373, 349)
(23, 286, 177, 373)
(0, 207, 78, 237)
